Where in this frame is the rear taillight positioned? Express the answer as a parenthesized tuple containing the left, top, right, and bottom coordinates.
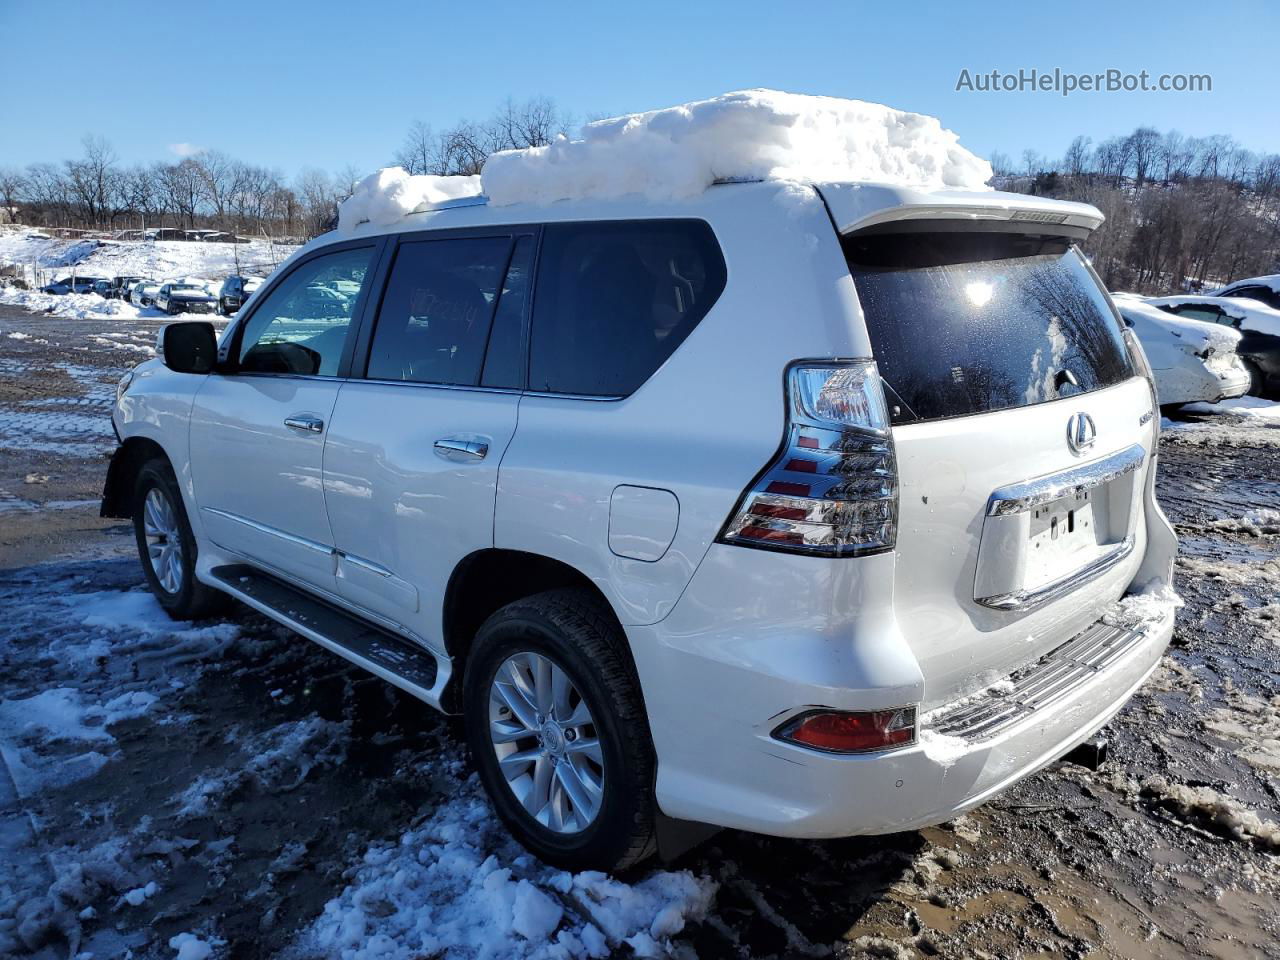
(719, 361, 898, 557)
(775, 707, 917, 753)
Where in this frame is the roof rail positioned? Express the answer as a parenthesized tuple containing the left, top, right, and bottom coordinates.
(409, 195, 490, 215)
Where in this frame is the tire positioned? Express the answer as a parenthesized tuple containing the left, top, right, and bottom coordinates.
(132, 458, 227, 620)
(1244, 360, 1266, 397)
(463, 589, 657, 872)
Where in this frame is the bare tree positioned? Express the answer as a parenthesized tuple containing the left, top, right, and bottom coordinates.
(0, 166, 25, 223)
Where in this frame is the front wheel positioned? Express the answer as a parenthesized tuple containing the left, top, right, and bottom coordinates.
(464, 589, 657, 872)
(132, 458, 228, 620)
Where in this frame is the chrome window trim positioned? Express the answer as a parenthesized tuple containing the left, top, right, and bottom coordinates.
(976, 534, 1136, 611)
(985, 444, 1146, 518)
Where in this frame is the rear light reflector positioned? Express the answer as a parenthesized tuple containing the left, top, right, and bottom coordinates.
(776, 707, 918, 753)
(719, 361, 898, 557)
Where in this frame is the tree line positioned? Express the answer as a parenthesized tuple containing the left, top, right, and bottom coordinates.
(0, 98, 570, 243)
(991, 128, 1280, 291)
(4, 104, 1278, 292)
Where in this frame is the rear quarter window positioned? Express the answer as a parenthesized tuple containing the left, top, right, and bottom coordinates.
(844, 231, 1134, 425)
(528, 219, 727, 397)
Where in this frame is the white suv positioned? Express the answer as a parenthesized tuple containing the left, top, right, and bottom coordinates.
(103, 179, 1178, 870)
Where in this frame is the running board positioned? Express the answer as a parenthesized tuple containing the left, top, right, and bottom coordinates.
(209, 564, 451, 710)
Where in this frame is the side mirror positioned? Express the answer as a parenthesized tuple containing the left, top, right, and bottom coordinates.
(159, 321, 217, 374)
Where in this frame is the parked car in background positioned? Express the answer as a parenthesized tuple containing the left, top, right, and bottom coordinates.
(1112, 294, 1251, 407)
(1212, 275, 1280, 311)
(132, 281, 162, 307)
(110, 275, 148, 300)
(104, 179, 1177, 871)
(217, 275, 263, 315)
(155, 280, 218, 315)
(1146, 294, 1280, 397)
(39, 275, 107, 295)
(92, 279, 113, 298)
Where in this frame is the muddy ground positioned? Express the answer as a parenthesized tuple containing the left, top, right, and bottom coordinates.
(0, 302, 1278, 959)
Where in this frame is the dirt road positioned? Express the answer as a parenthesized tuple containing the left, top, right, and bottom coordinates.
(1, 302, 1277, 959)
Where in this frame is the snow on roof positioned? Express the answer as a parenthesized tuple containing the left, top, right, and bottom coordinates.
(337, 168, 482, 232)
(1214, 274, 1280, 295)
(1146, 294, 1280, 337)
(337, 89, 994, 232)
(482, 89, 993, 206)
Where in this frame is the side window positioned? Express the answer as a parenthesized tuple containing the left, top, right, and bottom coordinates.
(366, 237, 510, 386)
(1231, 286, 1280, 311)
(481, 235, 535, 389)
(528, 220, 727, 397)
(237, 246, 374, 377)
(1170, 306, 1221, 324)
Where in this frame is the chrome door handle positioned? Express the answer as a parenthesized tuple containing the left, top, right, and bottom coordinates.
(284, 416, 324, 433)
(434, 437, 489, 460)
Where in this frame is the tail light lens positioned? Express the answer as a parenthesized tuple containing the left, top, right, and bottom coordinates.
(719, 361, 897, 556)
(776, 707, 917, 753)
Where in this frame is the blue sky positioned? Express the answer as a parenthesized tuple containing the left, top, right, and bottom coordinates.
(2, 0, 1276, 177)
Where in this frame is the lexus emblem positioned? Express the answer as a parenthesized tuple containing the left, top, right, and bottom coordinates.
(1066, 412, 1097, 455)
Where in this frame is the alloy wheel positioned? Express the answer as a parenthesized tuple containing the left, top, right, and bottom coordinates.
(143, 487, 184, 594)
(487, 651, 605, 833)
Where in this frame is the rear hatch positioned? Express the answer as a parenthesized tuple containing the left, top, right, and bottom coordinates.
(839, 225, 1154, 709)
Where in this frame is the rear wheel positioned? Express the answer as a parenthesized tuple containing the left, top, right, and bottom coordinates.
(463, 589, 657, 871)
(132, 458, 227, 620)
(1245, 360, 1267, 397)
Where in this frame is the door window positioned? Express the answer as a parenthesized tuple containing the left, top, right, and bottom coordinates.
(366, 237, 511, 386)
(237, 246, 375, 376)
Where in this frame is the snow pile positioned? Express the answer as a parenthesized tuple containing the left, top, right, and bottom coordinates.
(917, 730, 969, 770)
(1102, 582, 1184, 628)
(1181, 396, 1280, 420)
(338, 168, 482, 232)
(0, 287, 146, 320)
(170, 932, 218, 960)
(335, 90, 994, 232)
(1208, 507, 1280, 537)
(482, 89, 993, 206)
(300, 762, 716, 960)
(1141, 776, 1280, 849)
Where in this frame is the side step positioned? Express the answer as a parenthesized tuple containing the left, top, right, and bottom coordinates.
(210, 564, 451, 710)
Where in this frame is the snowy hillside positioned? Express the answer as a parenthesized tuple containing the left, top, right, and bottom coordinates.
(0, 230, 296, 289)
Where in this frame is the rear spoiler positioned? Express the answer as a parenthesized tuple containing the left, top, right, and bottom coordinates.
(815, 182, 1104, 240)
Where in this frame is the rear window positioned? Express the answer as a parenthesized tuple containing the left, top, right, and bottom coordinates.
(845, 232, 1134, 425)
(529, 220, 726, 397)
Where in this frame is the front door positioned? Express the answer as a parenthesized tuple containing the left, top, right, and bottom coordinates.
(189, 242, 381, 590)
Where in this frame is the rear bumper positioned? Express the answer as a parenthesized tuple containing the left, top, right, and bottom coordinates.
(632, 569, 1173, 837)
(1215, 366, 1252, 401)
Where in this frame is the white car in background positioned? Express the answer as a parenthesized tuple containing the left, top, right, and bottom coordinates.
(1145, 294, 1280, 397)
(1112, 294, 1251, 407)
(1211, 274, 1280, 312)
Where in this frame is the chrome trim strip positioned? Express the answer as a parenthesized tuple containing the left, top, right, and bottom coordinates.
(976, 535, 1136, 611)
(201, 507, 335, 555)
(338, 551, 393, 578)
(986, 444, 1145, 518)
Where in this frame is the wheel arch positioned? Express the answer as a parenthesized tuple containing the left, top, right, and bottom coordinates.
(442, 549, 639, 691)
(100, 435, 171, 518)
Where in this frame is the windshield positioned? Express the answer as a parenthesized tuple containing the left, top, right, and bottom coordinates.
(845, 231, 1134, 425)
(172, 284, 206, 293)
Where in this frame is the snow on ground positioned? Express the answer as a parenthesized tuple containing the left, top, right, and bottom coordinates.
(1180, 395, 1280, 419)
(297, 758, 716, 960)
(0, 230, 294, 288)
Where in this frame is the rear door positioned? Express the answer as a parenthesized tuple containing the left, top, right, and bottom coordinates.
(841, 228, 1154, 708)
(189, 240, 382, 591)
(321, 229, 534, 653)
